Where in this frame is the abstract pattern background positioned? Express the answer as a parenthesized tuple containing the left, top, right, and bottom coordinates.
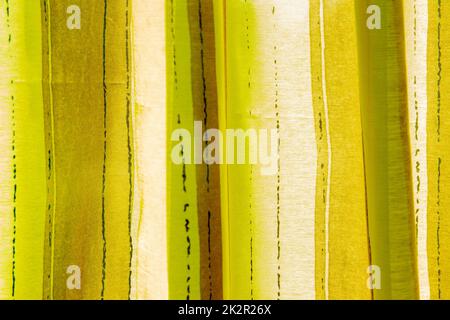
(0, 0, 447, 300)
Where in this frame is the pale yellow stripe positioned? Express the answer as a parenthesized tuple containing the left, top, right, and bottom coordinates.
(272, 0, 316, 300)
(223, 0, 317, 300)
(404, 0, 430, 300)
(132, 0, 168, 300)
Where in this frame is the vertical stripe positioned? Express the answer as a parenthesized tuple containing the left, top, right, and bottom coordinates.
(49, 0, 133, 299)
(246, 3, 254, 299)
(41, 0, 57, 300)
(212, 0, 229, 299)
(223, 0, 255, 299)
(102, 0, 134, 299)
(427, 0, 450, 300)
(271, 4, 282, 300)
(243, 1, 254, 301)
(197, 0, 213, 300)
(0, 0, 46, 299)
(132, 0, 168, 300)
(224, 0, 316, 300)
(356, 0, 418, 299)
(167, 0, 201, 300)
(187, 0, 223, 300)
(125, 0, 134, 300)
(436, 0, 442, 299)
(325, 0, 370, 299)
(309, 0, 328, 300)
(319, 0, 331, 300)
(4, 0, 17, 298)
(0, 0, 13, 299)
(41, 0, 58, 299)
(404, 0, 430, 299)
(100, 0, 108, 299)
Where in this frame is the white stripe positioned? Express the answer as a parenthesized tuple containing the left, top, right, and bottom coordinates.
(250, 0, 317, 299)
(319, 0, 331, 300)
(132, 0, 168, 300)
(404, 0, 430, 300)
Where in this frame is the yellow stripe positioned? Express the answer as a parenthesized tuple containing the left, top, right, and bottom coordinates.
(356, 0, 418, 299)
(0, 0, 47, 300)
(427, 0, 450, 300)
(166, 0, 201, 300)
(324, 0, 371, 300)
(213, 0, 230, 299)
(47, 0, 132, 299)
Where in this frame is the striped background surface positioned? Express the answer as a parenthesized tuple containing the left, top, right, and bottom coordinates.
(0, 0, 447, 300)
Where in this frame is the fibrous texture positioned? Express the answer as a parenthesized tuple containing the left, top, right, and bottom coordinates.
(0, 0, 448, 300)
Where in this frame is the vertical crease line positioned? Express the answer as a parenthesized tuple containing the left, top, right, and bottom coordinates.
(222, 0, 232, 299)
(272, 4, 281, 300)
(180, 115, 191, 300)
(244, 0, 254, 300)
(125, 0, 134, 300)
(319, 0, 331, 300)
(101, 0, 108, 300)
(414, 0, 419, 241)
(437, 157, 442, 299)
(5, 0, 17, 299)
(437, 0, 441, 142)
(44, 0, 57, 300)
(436, 0, 442, 299)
